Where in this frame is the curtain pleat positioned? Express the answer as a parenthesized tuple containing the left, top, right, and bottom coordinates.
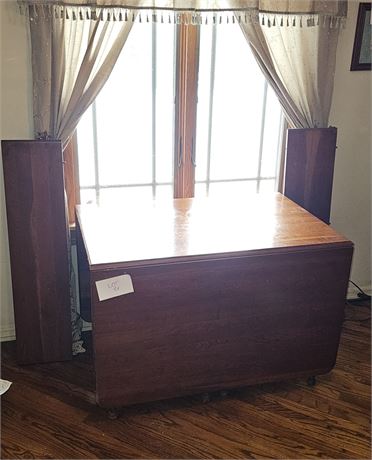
(30, 4, 133, 144)
(239, 11, 341, 128)
(239, 14, 308, 128)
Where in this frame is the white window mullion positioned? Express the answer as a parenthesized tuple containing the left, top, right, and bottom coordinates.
(256, 80, 268, 193)
(92, 101, 100, 203)
(205, 24, 217, 196)
(152, 22, 157, 198)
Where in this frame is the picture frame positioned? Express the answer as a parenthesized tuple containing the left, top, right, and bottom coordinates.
(350, 3, 371, 71)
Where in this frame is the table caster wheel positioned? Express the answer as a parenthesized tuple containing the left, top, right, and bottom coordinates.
(307, 376, 316, 387)
(201, 393, 210, 403)
(107, 409, 119, 420)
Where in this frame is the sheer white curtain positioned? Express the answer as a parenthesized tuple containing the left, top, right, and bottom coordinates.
(240, 14, 340, 128)
(262, 18, 339, 128)
(239, 7, 346, 128)
(23, 0, 347, 131)
(29, 4, 133, 144)
(239, 15, 308, 128)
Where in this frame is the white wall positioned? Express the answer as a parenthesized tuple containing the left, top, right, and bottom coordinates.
(0, 1, 33, 340)
(0, 1, 370, 340)
(329, 0, 371, 292)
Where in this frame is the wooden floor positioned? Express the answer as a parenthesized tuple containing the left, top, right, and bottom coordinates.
(1, 302, 370, 459)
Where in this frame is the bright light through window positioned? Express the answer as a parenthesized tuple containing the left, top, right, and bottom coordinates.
(77, 20, 283, 205)
(77, 21, 175, 205)
(195, 23, 283, 197)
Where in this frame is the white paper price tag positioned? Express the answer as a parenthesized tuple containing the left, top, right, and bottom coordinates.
(95, 274, 134, 301)
(0, 379, 12, 395)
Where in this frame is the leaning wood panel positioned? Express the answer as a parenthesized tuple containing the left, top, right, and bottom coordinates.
(2, 140, 71, 364)
(90, 246, 352, 408)
(284, 127, 337, 224)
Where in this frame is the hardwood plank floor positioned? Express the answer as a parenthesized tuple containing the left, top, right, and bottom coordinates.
(1, 302, 370, 459)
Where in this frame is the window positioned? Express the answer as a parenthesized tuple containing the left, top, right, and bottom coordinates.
(76, 17, 283, 206)
(195, 22, 283, 198)
(77, 21, 175, 205)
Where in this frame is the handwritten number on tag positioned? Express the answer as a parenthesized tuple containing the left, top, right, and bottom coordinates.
(96, 274, 134, 301)
(108, 280, 120, 292)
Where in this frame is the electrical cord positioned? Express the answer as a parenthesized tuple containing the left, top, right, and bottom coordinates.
(348, 280, 371, 305)
(344, 280, 370, 323)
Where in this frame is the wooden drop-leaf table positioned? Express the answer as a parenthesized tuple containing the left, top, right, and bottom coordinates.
(76, 193, 353, 408)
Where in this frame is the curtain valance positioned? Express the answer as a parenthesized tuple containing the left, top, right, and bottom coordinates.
(19, 1, 347, 26)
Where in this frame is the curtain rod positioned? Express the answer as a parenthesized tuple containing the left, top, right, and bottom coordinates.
(18, 1, 347, 28)
(18, 0, 348, 16)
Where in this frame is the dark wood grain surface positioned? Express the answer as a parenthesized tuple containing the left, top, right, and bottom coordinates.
(1, 301, 370, 459)
(90, 246, 352, 408)
(284, 128, 337, 224)
(1, 140, 71, 364)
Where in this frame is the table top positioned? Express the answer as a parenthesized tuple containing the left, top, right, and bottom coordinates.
(76, 193, 352, 269)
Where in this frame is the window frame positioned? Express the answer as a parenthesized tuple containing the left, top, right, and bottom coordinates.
(66, 17, 285, 224)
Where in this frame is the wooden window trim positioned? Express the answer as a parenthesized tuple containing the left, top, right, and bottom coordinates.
(63, 131, 80, 226)
(173, 17, 199, 199)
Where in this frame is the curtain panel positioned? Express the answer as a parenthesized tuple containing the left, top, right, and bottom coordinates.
(21, 0, 348, 140)
(29, 9, 133, 143)
(240, 10, 341, 128)
(22, 0, 347, 135)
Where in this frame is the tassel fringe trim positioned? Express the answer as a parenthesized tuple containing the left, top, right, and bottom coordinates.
(18, 3, 347, 28)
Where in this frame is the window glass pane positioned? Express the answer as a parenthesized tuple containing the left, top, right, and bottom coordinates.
(259, 179, 276, 194)
(261, 86, 283, 178)
(76, 22, 175, 202)
(98, 186, 153, 206)
(208, 181, 257, 199)
(155, 184, 173, 200)
(80, 188, 96, 205)
(95, 22, 152, 186)
(195, 23, 283, 200)
(155, 23, 175, 184)
(77, 106, 95, 187)
(195, 182, 208, 197)
(195, 25, 213, 182)
(208, 24, 265, 181)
